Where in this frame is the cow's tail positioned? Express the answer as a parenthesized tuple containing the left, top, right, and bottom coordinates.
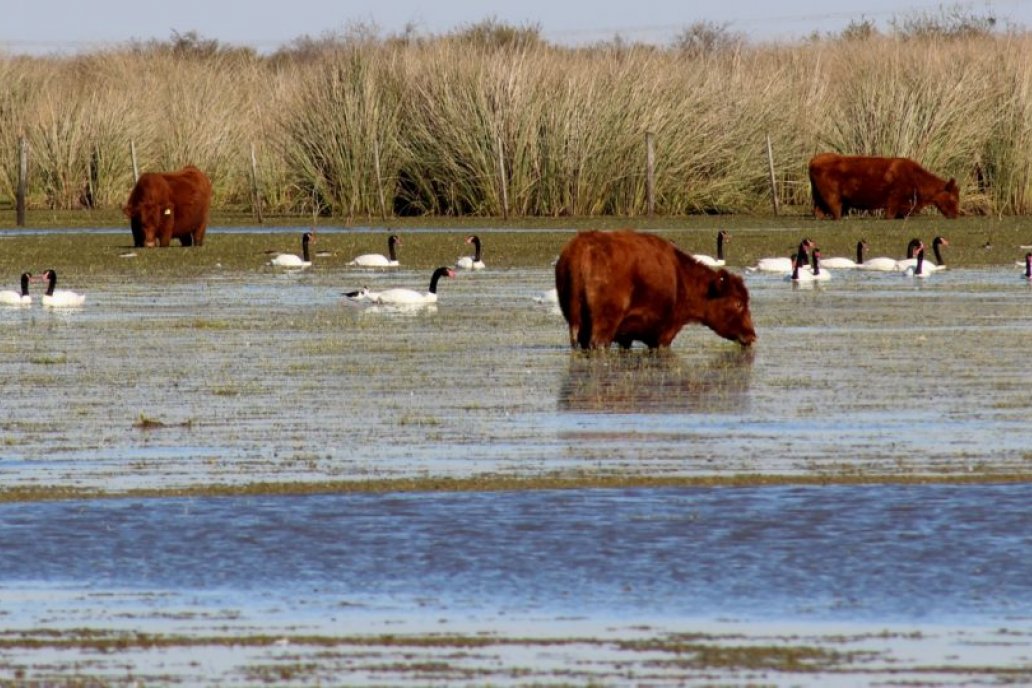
(555, 246, 591, 349)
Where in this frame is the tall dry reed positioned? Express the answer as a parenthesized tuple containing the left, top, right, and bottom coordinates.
(2, 32, 1032, 216)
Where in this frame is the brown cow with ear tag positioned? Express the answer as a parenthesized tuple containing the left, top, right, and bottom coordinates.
(123, 166, 212, 247)
(554, 230, 756, 350)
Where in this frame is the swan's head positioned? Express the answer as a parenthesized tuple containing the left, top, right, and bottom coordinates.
(388, 234, 401, 246)
(302, 232, 314, 244)
(465, 235, 481, 247)
(933, 236, 949, 248)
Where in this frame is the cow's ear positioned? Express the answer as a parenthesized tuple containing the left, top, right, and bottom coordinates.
(708, 270, 731, 298)
(945, 178, 958, 192)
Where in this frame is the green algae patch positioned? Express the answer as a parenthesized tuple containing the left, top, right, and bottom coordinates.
(2, 471, 1030, 504)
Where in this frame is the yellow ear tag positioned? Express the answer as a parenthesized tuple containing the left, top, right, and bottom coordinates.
(164, 208, 172, 215)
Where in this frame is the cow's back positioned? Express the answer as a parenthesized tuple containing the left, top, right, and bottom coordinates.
(164, 166, 212, 231)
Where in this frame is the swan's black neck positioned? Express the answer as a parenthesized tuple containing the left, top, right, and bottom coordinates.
(428, 267, 451, 293)
(388, 235, 399, 261)
(469, 236, 482, 262)
(20, 272, 30, 297)
(716, 231, 726, 260)
(932, 240, 945, 266)
(915, 249, 925, 275)
(44, 270, 57, 296)
(811, 249, 822, 275)
(856, 241, 866, 263)
(906, 239, 921, 259)
(1026, 254, 1031, 278)
(796, 240, 812, 266)
(301, 234, 311, 262)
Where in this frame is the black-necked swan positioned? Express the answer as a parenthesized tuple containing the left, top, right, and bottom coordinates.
(858, 238, 919, 272)
(0, 272, 33, 306)
(749, 238, 814, 273)
(785, 247, 831, 283)
(822, 240, 868, 269)
(349, 234, 401, 267)
(691, 230, 730, 267)
(457, 235, 485, 270)
(40, 269, 86, 307)
(901, 243, 930, 278)
(270, 232, 313, 268)
(1023, 253, 1031, 280)
(373, 267, 455, 305)
(897, 236, 948, 272)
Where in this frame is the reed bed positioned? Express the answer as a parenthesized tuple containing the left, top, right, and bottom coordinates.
(2, 31, 1032, 217)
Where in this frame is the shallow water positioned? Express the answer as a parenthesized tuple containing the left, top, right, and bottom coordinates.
(1, 231, 1031, 683)
(2, 258, 1031, 489)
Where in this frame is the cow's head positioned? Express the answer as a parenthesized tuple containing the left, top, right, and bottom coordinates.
(704, 269, 757, 346)
(130, 202, 174, 247)
(933, 178, 960, 219)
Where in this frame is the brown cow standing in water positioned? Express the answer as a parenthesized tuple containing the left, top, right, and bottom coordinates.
(123, 166, 212, 247)
(808, 153, 960, 220)
(554, 230, 757, 350)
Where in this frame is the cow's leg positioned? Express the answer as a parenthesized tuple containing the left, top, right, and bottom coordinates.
(130, 217, 145, 247)
(194, 224, 206, 246)
(828, 194, 843, 220)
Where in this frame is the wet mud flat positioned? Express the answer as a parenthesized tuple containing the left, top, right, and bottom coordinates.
(1, 226, 1031, 684)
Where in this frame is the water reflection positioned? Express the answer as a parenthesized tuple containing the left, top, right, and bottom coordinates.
(557, 347, 753, 413)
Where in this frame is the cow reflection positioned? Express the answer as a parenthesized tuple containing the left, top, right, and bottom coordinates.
(558, 347, 753, 414)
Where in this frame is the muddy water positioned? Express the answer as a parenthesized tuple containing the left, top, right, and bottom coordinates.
(1, 230, 1031, 683)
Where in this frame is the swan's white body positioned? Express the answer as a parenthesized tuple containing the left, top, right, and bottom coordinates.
(349, 235, 401, 267)
(375, 288, 438, 305)
(270, 232, 313, 268)
(749, 239, 814, 273)
(457, 235, 486, 270)
(691, 230, 729, 267)
(822, 241, 868, 269)
(371, 267, 455, 306)
(0, 273, 32, 306)
(270, 253, 309, 268)
(40, 270, 85, 307)
(750, 256, 795, 273)
(858, 257, 903, 272)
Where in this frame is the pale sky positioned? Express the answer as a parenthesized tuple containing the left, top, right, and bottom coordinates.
(3, 0, 1031, 53)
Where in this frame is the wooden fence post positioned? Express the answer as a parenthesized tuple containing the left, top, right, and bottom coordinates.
(130, 139, 140, 182)
(16, 135, 28, 227)
(765, 133, 780, 216)
(249, 143, 264, 224)
(373, 139, 387, 221)
(645, 131, 656, 217)
(497, 136, 509, 220)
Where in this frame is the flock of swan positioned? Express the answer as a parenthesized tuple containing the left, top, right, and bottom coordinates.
(269, 233, 488, 307)
(0, 269, 86, 307)
(6, 229, 1031, 311)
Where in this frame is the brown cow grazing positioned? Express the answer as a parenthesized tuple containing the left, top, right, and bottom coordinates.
(123, 166, 212, 247)
(554, 230, 756, 350)
(808, 153, 959, 220)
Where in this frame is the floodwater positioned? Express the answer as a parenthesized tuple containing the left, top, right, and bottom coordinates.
(1, 230, 1031, 684)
